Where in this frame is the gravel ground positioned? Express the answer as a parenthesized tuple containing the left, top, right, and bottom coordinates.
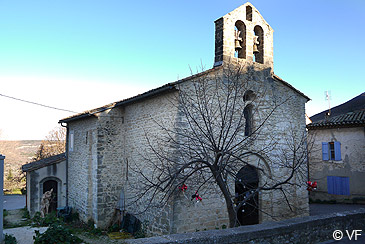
(4, 226, 48, 244)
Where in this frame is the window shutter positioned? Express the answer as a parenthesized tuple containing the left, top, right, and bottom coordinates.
(327, 176, 350, 195)
(334, 141, 341, 161)
(342, 177, 350, 195)
(327, 176, 335, 194)
(322, 142, 329, 161)
(69, 131, 74, 152)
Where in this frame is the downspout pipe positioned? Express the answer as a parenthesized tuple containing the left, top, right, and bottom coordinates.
(60, 122, 69, 206)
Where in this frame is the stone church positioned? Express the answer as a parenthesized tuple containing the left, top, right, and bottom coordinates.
(56, 2, 309, 234)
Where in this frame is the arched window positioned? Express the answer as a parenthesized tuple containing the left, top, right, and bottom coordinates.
(243, 90, 256, 102)
(234, 21, 246, 59)
(253, 25, 264, 64)
(244, 104, 253, 136)
(246, 6, 252, 21)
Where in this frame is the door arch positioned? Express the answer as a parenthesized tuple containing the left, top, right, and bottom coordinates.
(235, 165, 259, 225)
(41, 179, 58, 213)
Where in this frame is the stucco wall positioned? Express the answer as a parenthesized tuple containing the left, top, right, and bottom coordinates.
(26, 160, 67, 216)
(308, 127, 365, 203)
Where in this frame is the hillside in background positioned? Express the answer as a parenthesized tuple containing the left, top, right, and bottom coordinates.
(0, 140, 42, 191)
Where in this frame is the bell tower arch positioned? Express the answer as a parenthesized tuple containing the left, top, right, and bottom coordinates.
(214, 2, 274, 70)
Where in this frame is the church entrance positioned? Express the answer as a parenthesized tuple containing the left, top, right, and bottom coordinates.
(235, 165, 259, 225)
(43, 180, 58, 213)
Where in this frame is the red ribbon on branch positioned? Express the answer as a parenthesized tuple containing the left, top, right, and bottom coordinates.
(179, 184, 187, 192)
(191, 191, 202, 202)
(307, 181, 317, 191)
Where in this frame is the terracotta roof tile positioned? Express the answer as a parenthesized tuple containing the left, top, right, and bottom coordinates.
(307, 110, 365, 129)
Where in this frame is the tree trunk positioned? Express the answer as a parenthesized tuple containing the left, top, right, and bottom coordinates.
(226, 199, 237, 228)
(211, 165, 237, 228)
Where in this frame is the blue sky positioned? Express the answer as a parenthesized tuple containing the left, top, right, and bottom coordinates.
(0, 0, 364, 140)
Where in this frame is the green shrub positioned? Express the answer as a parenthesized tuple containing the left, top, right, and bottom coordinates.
(21, 207, 30, 219)
(4, 234, 17, 244)
(108, 223, 120, 233)
(3, 209, 8, 217)
(134, 228, 146, 239)
(33, 223, 83, 244)
(32, 212, 60, 227)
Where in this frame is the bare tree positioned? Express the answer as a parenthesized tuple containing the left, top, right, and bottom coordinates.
(129, 63, 308, 228)
(33, 126, 66, 161)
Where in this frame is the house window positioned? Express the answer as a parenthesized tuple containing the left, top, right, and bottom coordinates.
(69, 130, 74, 152)
(322, 141, 341, 161)
(329, 142, 335, 160)
(327, 176, 350, 195)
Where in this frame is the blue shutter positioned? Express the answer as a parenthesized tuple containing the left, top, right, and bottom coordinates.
(327, 176, 335, 194)
(327, 176, 350, 195)
(334, 141, 341, 161)
(341, 177, 350, 195)
(322, 142, 329, 161)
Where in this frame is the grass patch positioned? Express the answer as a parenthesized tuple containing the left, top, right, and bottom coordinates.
(4, 188, 23, 195)
(4, 208, 32, 229)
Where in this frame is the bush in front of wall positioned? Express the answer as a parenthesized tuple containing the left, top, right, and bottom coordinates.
(32, 212, 60, 227)
(4, 234, 17, 244)
(33, 223, 83, 244)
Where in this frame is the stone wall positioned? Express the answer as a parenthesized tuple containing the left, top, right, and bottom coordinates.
(66, 64, 309, 233)
(214, 3, 274, 69)
(169, 65, 308, 231)
(67, 117, 98, 222)
(124, 208, 365, 244)
(308, 127, 365, 203)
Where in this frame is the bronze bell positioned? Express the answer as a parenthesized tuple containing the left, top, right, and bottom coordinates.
(235, 40, 242, 50)
(253, 44, 259, 54)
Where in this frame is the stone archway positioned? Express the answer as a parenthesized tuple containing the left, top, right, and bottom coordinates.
(40, 177, 61, 213)
(43, 180, 57, 213)
(235, 165, 259, 225)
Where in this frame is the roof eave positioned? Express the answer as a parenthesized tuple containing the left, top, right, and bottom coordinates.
(307, 122, 365, 130)
(22, 154, 66, 172)
(272, 74, 310, 101)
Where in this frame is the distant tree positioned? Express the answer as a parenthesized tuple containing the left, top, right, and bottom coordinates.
(6, 168, 13, 181)
(33, 126, 66, 161)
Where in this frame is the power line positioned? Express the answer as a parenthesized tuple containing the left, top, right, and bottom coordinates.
(0, 93, 78, 114)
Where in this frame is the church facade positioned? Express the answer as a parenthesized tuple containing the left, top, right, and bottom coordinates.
(59, 3, 310, 235)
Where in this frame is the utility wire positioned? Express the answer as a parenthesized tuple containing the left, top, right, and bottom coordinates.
(0, 93, 78, 114)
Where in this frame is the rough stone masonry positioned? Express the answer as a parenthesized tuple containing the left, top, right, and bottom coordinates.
(59, 2, 310, 235)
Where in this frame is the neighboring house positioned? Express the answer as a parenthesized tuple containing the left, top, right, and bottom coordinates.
(307, 92, 365, 203)
(22, 153, 67, 216)
(57, 3, 310, 234)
